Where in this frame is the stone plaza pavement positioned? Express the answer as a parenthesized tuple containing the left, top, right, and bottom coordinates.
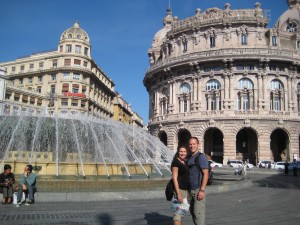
(0, 170, 299, 225)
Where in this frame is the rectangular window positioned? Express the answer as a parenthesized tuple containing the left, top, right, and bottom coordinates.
(272, 36, 277, 46)
(269, 65, 276, 71)
(51, 74, 56, 80)
(71, 100, 78, 106)
(74, 59, 81, 67)
(204, 67, 211, 72)
(66, 44, 72, 52)
(84, 47, 88, 56)
(19, 78, 23, 84)
(241, 34, 247, 45)
(38, 76, 43, 82)
(64, 59, 71, 66)
(60, 45, 63, 52)
(63, 72, 70, 80)
(211, 95, 216, 110)
(51, 85, 56, 93)
(75, 45, 81, 53)
(37, 86, 42, 93)
(20, 65, 24, 73)
(210, 37, 215, 48)
(73, 73, 80, 80)
(39, 62, 44, 69)
(183, 99, 188, 112)
(28, 77, 33, 83)
(62, 83, 69, 92)
(52, 59, 58, 68)
(245, 65, 254, 70)
(10, 80, 14, 86)
(29, 64, 34, 71)
(61, 99, 68, 106)
(72, 87, 79, 93)
(213, 66, 222, 71)
(83, 61, 88, 67)
(236, 65, 244, 70)
(12, 67, 16, 73)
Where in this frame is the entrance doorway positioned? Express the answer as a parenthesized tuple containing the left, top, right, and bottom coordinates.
(270, 129, 289, 162)
(236, 128, 258, 165)
(177, 129, 191, 146)
(204, 128, 224, 164)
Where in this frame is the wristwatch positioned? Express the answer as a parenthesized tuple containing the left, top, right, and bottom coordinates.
(199, 189, 205, 193)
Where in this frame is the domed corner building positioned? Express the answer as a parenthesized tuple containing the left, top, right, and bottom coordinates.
(0, 21, 115, 119)
(144, 1, 300, 166)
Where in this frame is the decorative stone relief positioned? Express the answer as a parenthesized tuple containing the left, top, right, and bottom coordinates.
(209, 119, 215, 126)
(244, 119, 251, 126)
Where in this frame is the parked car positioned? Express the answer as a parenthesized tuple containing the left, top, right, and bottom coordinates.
(209, 160, 223, 168)
(227, 160, 254, 169)
(258, 160, 273, 168)
(288, 161, 300, 170)
(274, 161, 285, 170)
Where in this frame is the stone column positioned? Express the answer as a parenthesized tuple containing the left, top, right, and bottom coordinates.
(19, 94, 23, 103)
(197, 77, 202, 102)
(284, 90, 288, 112)
(10, 92, 15, 101)
(257, 74, 262, 110)
(229, 73, 234, 109)
(193, 77, 197, 102)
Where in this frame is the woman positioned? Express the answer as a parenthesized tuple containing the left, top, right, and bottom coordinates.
(171, 144, 190, 225)
(0, 164, 15, 204)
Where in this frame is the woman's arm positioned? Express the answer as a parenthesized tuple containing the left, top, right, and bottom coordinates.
(172, 166, 183, 203)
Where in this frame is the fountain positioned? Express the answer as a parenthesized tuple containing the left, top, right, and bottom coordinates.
(0, 103, 174, 178)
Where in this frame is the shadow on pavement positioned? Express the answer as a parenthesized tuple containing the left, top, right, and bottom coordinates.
(252, 172, 300, 189)
(144, 212, 173, 225)
(97, 213, 114, 225)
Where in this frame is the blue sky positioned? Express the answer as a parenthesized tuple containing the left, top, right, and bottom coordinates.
(0, 0, 287, 124)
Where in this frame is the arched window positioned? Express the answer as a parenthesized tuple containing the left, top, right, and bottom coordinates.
(178, 83, 191, 113)
(206, 80, 221, 110)
(206, 79, 221, 91)
(270, 80, 284, 111)
(270, 80, 283, 90)
(237, 78, 254, 111)
(286, 22, 297, 33)
(68, 34, 73, 38)
(180, 83, 191, 93)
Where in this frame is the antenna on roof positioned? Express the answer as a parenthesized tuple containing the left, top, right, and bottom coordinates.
(168, 0, 171, 9)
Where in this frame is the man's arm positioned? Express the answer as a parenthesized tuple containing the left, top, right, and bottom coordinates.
(197, 168, 208, 201)
(26, 174, 36, 186)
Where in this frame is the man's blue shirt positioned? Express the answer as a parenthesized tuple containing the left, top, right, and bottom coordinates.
(187, 151, 208, 190)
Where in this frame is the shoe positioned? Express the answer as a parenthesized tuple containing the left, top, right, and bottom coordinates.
(16, 201, 22, 205)
(25, 200, 34, 205)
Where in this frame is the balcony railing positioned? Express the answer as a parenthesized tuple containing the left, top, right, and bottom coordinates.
(146, 48, 299, 74)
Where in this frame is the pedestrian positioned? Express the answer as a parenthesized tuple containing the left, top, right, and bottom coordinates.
(0, 164, 15, 204)
(187, 137, 209, 225)
(243, 161, 247, 175)
(284, 160, 289, 175)
(171, 144, 190, 225)
(17, 165, 37, 205)
(292, 159, 297, 177)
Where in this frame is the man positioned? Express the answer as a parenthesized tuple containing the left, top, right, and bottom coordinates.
(17, 165, 37, 205)
(187, 137, 209, 225)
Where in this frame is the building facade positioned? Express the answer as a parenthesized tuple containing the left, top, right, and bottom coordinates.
(144, 1, 300, 165)
(112, 93, 144, 128)
(0, 22, 115, 118)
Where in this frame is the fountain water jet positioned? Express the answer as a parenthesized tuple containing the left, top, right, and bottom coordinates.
(0, 103, 174, 177)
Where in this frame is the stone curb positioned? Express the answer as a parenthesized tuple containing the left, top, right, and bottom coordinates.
(34, 179, 253, 202)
